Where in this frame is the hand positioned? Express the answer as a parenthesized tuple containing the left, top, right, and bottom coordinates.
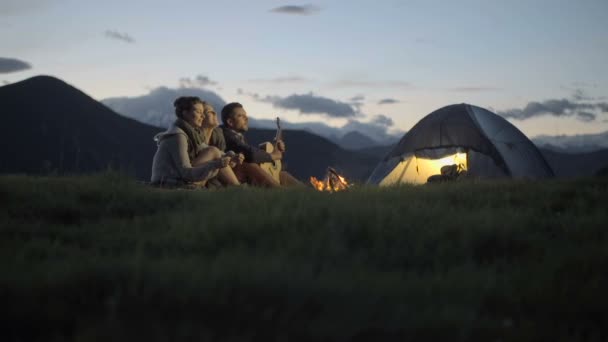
(276, 140, 286, 152)
(270, 149, 283, 161)
(228, 154, 244, 168)
(236, 153, 245, 165)
(219, 156, 231, 168)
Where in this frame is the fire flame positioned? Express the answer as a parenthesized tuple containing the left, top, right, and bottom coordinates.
(310, 168, 351, 192)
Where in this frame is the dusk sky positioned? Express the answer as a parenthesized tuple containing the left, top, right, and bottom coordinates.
(2, 0, 607, 141)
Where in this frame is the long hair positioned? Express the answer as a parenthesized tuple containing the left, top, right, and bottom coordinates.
(174, 96, 204, 119)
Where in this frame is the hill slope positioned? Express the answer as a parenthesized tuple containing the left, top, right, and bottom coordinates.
(540, 148, 608, 177)
(4, 75, 606, 182)
(0, 76, 379, 181)
(0, 75, 164, 180)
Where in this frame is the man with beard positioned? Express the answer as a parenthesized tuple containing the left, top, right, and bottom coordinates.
(220, 102, 301, 187)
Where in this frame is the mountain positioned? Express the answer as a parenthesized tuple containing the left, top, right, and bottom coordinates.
(101, 87, 227, 129)
(3, 75, 606, 183)
(0, 75, 164, 180)
(338, 131, 379, 150)
(355, 144, 395, 159)
(244, 129, 381, 181)
(0, 76, 380, 182)
(101, 93, 402, 151)
(540, 148, 608, 178)
(532, 131, 608, 153)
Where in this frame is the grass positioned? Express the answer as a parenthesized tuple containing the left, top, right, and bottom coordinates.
(1, 172, 607, 341)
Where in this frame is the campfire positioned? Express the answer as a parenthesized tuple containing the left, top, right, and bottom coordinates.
(310, 167, 351, 192)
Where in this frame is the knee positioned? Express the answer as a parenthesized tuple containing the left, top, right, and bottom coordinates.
(241, 162, 262, 171)
(206, 146, 222, 158)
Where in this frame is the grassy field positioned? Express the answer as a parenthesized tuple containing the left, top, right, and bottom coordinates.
(1, 172, 607, 341)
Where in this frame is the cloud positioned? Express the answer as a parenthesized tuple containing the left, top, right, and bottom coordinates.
(561, 82, 598, 91)
(571, 88, 600, 102)
(0, 0, 57, 16)
(497, 98, 608, 122)
(248, 116, 402, 146)
(101, 86, 226, 128)
(269, 4, 320, 15)
(331, 79, 412, 89)
(378, 98, 399, 105)
(179, 74, 218, 88)
(371, 114, 394, 127)
(101, 85, 402, 146)
(350, 95, 365, 102)
(0, 57, 32, 73)
(447, 86, 501, 92)
(341, 119, 403, 144)
(348, 95, 365, 112)
(104, 30, 135, 44)
(3, 80, 10, 85)
(261, 92, 359, 118)
(248, 76, 311, 84)
(532, 131, 608, 153)
(576, 111, 596, 122)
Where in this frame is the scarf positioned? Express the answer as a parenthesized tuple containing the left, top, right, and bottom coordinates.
(174, 118, 205, 161)
(206, 127, 227, 152)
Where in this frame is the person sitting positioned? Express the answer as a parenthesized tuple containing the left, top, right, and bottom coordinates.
(220, 102, 301, 188)
(150, 96, 242, 188)
(199, 101, 244, 165)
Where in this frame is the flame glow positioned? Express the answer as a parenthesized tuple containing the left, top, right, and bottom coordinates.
(310, 169, 351, 192)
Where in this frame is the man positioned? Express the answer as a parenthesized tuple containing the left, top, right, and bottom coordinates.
(220, 102, 301, 187)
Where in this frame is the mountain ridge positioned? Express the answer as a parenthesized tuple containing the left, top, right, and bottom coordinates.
(2, 75, 607, 182)
(0, 75, 379, 181)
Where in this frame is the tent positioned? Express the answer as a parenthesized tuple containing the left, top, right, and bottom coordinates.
(367, 103, 554, 185)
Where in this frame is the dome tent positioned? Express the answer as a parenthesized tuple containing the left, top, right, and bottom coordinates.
(367, 103, 554, 185)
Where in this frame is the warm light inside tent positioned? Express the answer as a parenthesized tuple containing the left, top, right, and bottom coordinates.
(422, 151, 468, 173)
(378, 151, 469, 185)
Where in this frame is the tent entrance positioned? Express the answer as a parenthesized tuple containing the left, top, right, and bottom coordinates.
(379, 151, 468, 185)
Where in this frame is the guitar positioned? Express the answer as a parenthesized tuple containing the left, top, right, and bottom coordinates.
(258, 117, 283, 183)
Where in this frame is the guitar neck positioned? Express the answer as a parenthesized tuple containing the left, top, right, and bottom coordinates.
(274, 117, 282, 142)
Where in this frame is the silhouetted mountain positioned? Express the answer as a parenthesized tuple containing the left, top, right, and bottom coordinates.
(539, 148, 608, 178)
(0, 75, 164, 180)
(355, 144, 395, 158)
(532, 131, 608, 153)
(3, 75, 606, 183)
(101, 87, 227, 129)
(242, 129, 381, 181)
(337, 131, 378, 150)
(102, 91, 403, 151)
(0, 76, 380, 182)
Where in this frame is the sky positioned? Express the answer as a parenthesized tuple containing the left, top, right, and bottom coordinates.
(2, 0, 607, 141)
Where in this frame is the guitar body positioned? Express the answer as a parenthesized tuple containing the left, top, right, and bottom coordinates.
(258, 142, 282, 183)
(258, 117, 283, 183)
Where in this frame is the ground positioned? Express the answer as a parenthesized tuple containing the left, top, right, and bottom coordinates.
(1, 173, 607, 341)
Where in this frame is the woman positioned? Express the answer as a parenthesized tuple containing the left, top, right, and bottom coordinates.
(150, 96, 241, 187)
(199, 102, 245, 166)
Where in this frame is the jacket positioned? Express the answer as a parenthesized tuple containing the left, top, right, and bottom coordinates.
(150, 124, 221, 185)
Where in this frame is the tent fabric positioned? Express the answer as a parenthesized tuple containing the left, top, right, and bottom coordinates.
(385, 104, 504, 163)
(368, 103, 554, 185)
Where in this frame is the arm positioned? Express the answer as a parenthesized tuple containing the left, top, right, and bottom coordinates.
(210, 127, 227, 152)
(168, 134, 223, 182)
(224, 129, 273, 163)
(269, 149, 283, 161)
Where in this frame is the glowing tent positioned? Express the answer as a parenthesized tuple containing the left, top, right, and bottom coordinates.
(367, 104, 554, 185)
